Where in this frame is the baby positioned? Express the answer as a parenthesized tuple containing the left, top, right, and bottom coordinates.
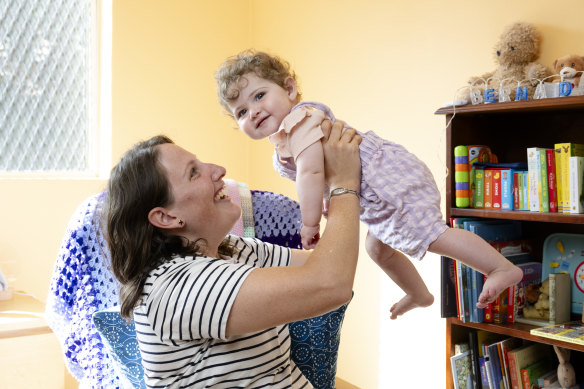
(216, 50, 522, 319)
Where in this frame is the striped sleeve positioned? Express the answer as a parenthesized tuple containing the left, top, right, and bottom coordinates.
(230, 236, 291, 268)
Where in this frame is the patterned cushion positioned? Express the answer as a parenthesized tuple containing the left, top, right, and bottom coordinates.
(92, 307, 145, 389)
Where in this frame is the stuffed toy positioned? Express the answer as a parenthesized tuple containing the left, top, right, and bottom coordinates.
(467, 21, 551, 101)
(552, 54, 584, 88)
(522, 278, 550, 320)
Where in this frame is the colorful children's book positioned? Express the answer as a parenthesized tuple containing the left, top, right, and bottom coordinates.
(513, 171, 521, 210)
(492, 169, 502, 209)
(522, 171, 529, 210)
(569, 156, 584, 213)
(507, 262, 542, 323)
(473, 168, 485, 208)
(546, 149, 558, 213)
(451, 350, 473, 389)
(501, 169, 514, 210)
(500, 338, 523, 389)
(527, 147, 543, 212)
(484, 169, 493, 209)
(463, 219, 523, 243)
(530, 321, 584, 346)
(538, 149, 550, 213)
(520, 356, 552, 389)
(555, 143, 584, 213)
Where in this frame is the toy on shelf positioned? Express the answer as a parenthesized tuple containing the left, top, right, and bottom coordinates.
(552, 54, 584, 92)
(454, 146, 470, 208)
(465, 22, 551, 103)
(553, 345, 576, 389)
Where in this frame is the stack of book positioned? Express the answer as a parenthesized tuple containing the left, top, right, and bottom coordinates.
(451, 333, 564, 389)
(526, 144, 584, 214)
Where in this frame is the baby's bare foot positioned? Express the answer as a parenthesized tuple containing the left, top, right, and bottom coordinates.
(389, 293, 434, 320)
(477, 264, 523, 308)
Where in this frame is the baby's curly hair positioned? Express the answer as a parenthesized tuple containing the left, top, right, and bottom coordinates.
(216, 49, 301, 116)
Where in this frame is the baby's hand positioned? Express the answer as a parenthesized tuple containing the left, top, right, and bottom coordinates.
(301, 225, 320, 249)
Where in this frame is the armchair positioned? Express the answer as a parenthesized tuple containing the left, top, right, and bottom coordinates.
(45, 181, 349, 389)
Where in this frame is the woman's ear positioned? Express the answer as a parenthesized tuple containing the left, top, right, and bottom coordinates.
(148, 207, 181, 229)
(284, 77, 298, 101)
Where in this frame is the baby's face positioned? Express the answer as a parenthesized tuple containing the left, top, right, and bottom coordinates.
(227, 73, 297, 140)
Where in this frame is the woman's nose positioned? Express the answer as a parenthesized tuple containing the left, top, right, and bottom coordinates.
(211, 164, 226, 181)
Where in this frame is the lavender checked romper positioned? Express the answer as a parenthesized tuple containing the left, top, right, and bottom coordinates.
(272, 102, 448, 259)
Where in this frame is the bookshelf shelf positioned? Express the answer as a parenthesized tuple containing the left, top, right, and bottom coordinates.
(436, 96, 584, 389)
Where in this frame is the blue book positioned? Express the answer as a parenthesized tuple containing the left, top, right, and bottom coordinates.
(479, 357, 489, 388)
(500, 169, 514, 210)
(463, 219, 522, 243)
(486, 342, 504, 389)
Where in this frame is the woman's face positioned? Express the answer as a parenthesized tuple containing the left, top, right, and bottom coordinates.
(156, 143, 241, 252)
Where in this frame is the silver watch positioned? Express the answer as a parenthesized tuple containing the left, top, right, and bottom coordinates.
(329, 187, 360, 200)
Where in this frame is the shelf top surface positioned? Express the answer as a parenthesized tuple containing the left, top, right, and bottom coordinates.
(435, 95, 584, 115)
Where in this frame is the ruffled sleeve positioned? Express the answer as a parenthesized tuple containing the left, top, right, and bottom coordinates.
(268, 106, 326, 161)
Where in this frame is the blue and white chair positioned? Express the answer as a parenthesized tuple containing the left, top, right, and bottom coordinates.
(46, 181, 350, 389)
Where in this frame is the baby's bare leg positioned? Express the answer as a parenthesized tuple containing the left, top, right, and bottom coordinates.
(428, 228, 523, 308)
(366, 232, 434, 319)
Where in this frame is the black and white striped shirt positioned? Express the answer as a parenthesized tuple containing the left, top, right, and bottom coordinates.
(134, 236, 312, 388)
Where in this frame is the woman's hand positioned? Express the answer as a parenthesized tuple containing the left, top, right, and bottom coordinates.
(320, 120, 361, 193)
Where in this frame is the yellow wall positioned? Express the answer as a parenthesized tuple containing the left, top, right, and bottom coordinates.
(3, 1, 584, 387)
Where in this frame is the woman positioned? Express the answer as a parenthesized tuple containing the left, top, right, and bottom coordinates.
(105, 119, 361, 388)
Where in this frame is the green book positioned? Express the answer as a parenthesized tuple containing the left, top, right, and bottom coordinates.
(538, 149, 550, 213)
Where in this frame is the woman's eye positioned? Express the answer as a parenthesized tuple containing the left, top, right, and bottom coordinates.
(190, 167, 197, 179)
(237, 109, 247, 118)
(256, 92, 264, 100)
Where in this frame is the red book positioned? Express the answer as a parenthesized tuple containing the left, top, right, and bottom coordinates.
(484, 169, 493, 209)
(513, 172, 520, 210)
(492, 170, 502, 209)
(546, 149, 558, 212)
(506, 284, 516, 322)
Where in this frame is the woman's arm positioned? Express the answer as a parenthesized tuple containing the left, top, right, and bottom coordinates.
(295, 141, 325, 249)
(226, 120, 361, 336)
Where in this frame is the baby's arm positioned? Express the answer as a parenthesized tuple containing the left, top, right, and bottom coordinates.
(296, 140, 325, 249)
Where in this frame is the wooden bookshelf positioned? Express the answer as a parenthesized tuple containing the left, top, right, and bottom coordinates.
(436, 96, 584, 389)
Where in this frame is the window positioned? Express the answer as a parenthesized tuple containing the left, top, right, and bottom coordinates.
(0, 0, 109, 176)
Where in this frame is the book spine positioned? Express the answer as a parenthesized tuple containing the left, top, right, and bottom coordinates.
(501, 169, 514, 210)
(559, 143, 584, 212)
(569, 156, 584, 213)
(539, 149, 550, 212)
(507, 351, 519, 389)
(527, 148, 541, 212)
(479, 357, 489, 388)
(513, 172, 520, 210)
(506, 284, 515, 323)
(554, 144, 564, 213)
(484, 169, 493, 209)
(546, 149, 558, 212)
(492, 170, 502, 209)
(522, 172, 529, 210)
(521, 368, 530, 389)
(474, 169, 485, 208)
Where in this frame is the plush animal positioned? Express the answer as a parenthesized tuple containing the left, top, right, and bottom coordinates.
(553, 345, 576, 389)
(522, 278, 550, 320)
(467, 22, 551, 101)
(552, 54, 584, 88)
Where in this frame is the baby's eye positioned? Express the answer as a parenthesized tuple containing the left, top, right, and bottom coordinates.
(237, 108, 247, 118)
(255, 92, 265, 100)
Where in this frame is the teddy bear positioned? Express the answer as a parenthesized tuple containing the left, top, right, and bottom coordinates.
(552, 54, 584, 89)
(522, 278, 550, 320)
(466, 22, 552, 102)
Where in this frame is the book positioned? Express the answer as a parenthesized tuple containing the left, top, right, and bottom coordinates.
(441, 255, 458, 318)
(468, 331, 482, 389)
(474, 168, 485, 208)
(555, 143, 584, 213)
(451, 350, 473, 389)
(530, 320, 584, 346)
(501, 169, 514, 210)
(508, 262, 542, 323)
(546, 149, 558, 212)
(569, 156, 584, 213)
(492, 288, 508, 324)
(500, 338, 523, 389)
(520, 357, 552, 389)
(537, 370, 558, 388)
(538, 149, 550, 213)
(507, 343, 552, 389)
(484, 169, 493, 209)
(464, 219, 523, 244)
(492, 169, 502, 209)
(527, 147, 543, 212)
(522, 171, 529, 211)
(513, 171, 520, 210)
(486, 341, 505, 389)
(554, 145, 564, 213)
(479, 357, 489, 388)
